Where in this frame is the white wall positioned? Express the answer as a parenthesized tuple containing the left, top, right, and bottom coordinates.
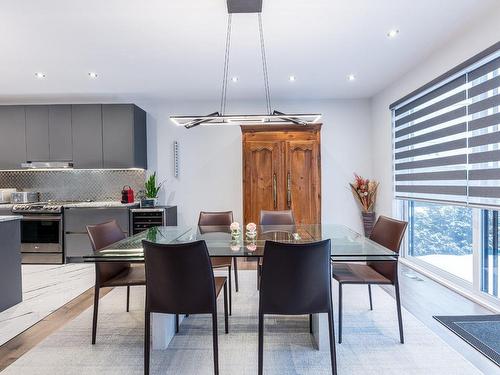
(370, 6, 500, 217)
(135, 98, 373, 231)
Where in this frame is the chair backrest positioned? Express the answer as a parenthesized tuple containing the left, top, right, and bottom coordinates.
(143, 240, 217, 314)
(367, 215, 408, 282)
(87, 220, 128, 283)
(259, 240, 332, 315)
(198, 211, 233, 226)
(259, 210, 295, 225)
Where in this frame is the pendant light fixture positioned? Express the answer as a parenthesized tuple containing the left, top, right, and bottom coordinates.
(170, 0, 322, 129)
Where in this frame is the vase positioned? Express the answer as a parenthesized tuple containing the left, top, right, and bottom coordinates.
(140, 198, 157, 208)
(361, 211, 376, 237)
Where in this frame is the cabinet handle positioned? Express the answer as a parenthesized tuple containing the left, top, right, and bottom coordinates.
(273, 173, 277, 209)
(287, 172, 291, 208)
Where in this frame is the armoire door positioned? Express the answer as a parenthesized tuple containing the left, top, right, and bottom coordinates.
(242, 124, 321, 225)
(285, 140, 321, 224)
(243, 141, 283, 225)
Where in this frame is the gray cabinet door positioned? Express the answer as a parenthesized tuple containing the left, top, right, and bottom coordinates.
(0, 106, 27, 169)
(25, 106, 50, 162)
(49, 105, 72, 161)
(102, 104, 134, 168)
(71, 104, 103, 168)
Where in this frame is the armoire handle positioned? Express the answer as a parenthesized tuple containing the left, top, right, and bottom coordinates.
(287, 172, 291, 208)
(273, 173, 277, 208)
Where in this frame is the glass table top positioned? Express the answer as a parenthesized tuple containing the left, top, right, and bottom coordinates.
(83, 224, 398, 262)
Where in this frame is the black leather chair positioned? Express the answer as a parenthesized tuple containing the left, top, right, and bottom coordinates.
(143, 240, 229, 375)
(199, 211, 238, 315)
(258, 240, 337, 375)
(87, 220, 145, 345)
(332, 215, 408, 344)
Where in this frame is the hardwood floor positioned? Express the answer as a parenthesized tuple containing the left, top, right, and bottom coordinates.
(0, 286, 112, 371)
(382, 263, 497, 374)
(0, 264, 497, 373)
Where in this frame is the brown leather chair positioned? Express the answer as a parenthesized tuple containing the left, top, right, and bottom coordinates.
(87, 220, 146, 344)
(259, 240, 337, 375)
(332, 215, 408, 344)
(199, 211, 238, 315)
(257, 210, 296, 289)
(143, 240, 228, 375)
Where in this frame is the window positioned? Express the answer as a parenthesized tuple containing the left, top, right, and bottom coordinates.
(482, 210, 499, 297)
(408, 201, 473, 282)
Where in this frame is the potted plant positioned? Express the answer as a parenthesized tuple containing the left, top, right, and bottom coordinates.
(141, 172, 164, 208)
(349, 173, 379, 237)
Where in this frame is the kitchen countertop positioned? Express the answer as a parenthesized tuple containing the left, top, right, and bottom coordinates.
(0, 203, 14, 210)
(0, 215, 22, 222)
(63, 201, 140, 208)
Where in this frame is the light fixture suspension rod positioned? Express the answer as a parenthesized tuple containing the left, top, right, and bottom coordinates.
(258, 13, 272, 115)
(220, 14, 233, 116)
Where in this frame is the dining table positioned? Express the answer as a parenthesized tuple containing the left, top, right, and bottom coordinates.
(83, 224, 398, 350)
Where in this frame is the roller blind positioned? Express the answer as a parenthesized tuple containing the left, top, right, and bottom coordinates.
(392, 46, 500, 207)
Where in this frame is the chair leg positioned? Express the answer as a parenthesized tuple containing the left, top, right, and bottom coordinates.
(228, 265, 232, 316)
(92, 285, 99, 345)
(328, 309, 338, 375)
(144, 311, 150, 375)
(175, 314, 180, 333)
(395, 282, 404, 344)
(223, 282, 229, 334)
(368, 284, 373, 310)
(338, 283, 343, 344)
(309, 314, 313, 334)
(258, 313, 264, 375)
(126, 285, 130, 312)
(212, 312, 219, 375)
(233, 257, 239, 292)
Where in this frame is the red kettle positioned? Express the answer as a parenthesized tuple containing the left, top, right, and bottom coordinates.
(121, 186, 135, 204)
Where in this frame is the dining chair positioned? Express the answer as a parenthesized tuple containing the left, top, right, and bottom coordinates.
(87, 220, 146, 345)
(199, 211, 238, 315)
(257, 209, 296, 289)
(332, 215, 408, 344)
(258, 240, 337, 375)
(143, 240, 229, 375)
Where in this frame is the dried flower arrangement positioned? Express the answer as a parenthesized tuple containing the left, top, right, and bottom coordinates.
(349, 173, 379, 213)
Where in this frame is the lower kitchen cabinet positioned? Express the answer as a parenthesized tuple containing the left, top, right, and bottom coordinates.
(64, 207, 130, 261)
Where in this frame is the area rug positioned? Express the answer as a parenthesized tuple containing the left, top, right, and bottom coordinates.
(434, 314, 500, 367)
(1, 271, 480, 374)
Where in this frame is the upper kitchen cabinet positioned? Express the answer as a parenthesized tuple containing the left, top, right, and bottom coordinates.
(102, 104, 147, 169)
(25, 106, 50, 162)
(71, 104, 103, 168)
(26, 105, 73, 162)
(0, 106, 27, 169)
(48, 105, 72, 161)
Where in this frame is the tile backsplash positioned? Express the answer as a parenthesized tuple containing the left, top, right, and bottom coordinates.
(0, 169, 146, 202)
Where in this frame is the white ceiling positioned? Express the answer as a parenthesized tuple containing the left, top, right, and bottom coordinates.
(0, 0, 497, 102)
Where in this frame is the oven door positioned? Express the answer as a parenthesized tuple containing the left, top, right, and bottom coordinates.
(20, 215, 62, 253)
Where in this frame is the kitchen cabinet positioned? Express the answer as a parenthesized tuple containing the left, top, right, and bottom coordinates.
(0, 106, 27, 169)
(102, 104, 147, 169)
(25, 106, 50, 162)
(71, 105, 103, 168)
(0, 218, 22, 312)
(0, 104, 147, 170)
(49, 105, 73, 161)
(64, 207, 130, 260)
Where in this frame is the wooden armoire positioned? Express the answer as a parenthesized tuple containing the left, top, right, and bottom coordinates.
(242, 124, 321, 225)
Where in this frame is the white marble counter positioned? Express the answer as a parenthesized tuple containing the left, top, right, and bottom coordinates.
(0, 215, 22, 222)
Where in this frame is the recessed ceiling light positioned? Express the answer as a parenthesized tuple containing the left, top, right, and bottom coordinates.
(387, 29, 399, 38)
(88, 72, 98, 79)
(34, 72, 46, 79)
(231, 76, 238, 83)
(347, 74, 356, 82)
(289, 75, 296, 82)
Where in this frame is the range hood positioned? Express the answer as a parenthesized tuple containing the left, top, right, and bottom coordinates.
(21, 161, 74, 169)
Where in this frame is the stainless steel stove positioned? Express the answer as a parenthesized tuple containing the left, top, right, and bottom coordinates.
(12, 200, 92, 264)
